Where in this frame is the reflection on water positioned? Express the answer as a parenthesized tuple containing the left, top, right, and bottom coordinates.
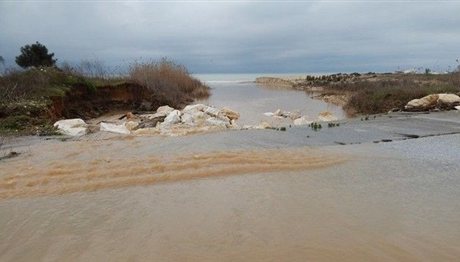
(195, 77, 345, 126)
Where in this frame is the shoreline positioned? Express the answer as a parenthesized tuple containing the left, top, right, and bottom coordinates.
(255, 72, 460, 115)
(255, 76, 353, 114)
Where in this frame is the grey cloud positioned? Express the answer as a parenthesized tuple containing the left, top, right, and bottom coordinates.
(1, 1, 459, 73)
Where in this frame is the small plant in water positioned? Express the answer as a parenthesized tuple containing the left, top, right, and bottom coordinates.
(327, 122, 340, 128)
(309, 122, 322, 131)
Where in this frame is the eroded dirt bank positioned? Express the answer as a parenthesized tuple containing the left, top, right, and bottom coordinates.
(48, 83, 156, 120)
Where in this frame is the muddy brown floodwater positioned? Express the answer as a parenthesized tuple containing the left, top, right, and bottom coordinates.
(0, 76, 459, 261)
(1, 130, 460, 261)
(0, 141, 345, 200)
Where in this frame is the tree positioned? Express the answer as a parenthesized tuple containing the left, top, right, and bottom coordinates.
(15, 42, 57, 68)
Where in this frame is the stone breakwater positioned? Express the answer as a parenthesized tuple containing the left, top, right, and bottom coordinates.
(53, 104, 342, 137)
(54, 104, 241, 137)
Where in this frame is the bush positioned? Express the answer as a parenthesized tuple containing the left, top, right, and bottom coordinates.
(128, 58, 209, 108)
(15, 42, 57, 68)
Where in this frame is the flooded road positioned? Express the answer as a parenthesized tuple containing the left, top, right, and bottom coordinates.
(1, 99, 460, 260)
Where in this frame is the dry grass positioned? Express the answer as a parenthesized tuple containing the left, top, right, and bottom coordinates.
(300, 72, 460, 115)
(344, 79, 460, 114)
(128, 59, 209, 108)
(0, 59, 210, 134)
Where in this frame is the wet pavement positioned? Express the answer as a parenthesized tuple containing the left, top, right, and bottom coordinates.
(0, 111, 459, 261)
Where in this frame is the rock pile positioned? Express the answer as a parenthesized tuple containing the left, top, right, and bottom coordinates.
(54, 104, 240, 137)
(263, 109, 338, 126)
(126, 104, 240, 136)
(405, 93, 460, 111)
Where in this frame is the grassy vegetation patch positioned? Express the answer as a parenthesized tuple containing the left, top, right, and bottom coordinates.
(297, 72, 460, 115)
(0, 59, 210, 136)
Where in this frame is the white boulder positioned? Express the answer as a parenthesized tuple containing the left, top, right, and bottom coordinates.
(161, 110, 181, 127)
(183, 104, 207, 112)
(139, 112, 167, 120)
(100, 122, 131, 135)
(293, 116, 311, 126)
(54, 119, 88, 136)
(204, 106, 221, 117)
(266, 109, 300, 120)
(437, 94, 460, 109)
(156, 105, 175, 116)
(405, 94, 439, 111)
(181, 113, 196, 126)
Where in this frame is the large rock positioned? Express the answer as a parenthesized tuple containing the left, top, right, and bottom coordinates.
(100, 122, 131, 135)
(139, 113, 166, 121)
(204, 106, 221, 117)
(437, 94, 460, 109)
(138, 115, 166, 128)
(219, 107, 240, 120)
(293, 116, 311, 126)
(287, 111, 301, 120)
(318, 111, 338, 122)
(181, 113, 196, 126)
(156, 105, 175, 116)
(160, 110, 181, 127)
(54, 119, 88, 136)
(183, 104, 207, 112)
(125, 121, 139, 131)
(405, 94, 439, 111)
(268, 109, 299, 119)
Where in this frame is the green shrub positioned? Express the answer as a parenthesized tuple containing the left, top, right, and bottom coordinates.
(15, 42, 57, 68)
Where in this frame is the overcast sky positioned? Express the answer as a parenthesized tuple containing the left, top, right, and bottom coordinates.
(1, 1, 459, 73)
